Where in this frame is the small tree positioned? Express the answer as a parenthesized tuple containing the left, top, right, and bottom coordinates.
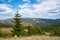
(12, 12, 22, 37)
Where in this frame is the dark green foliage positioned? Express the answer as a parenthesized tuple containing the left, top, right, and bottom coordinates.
(27, 26, 42, 36)
(0, 23, 12, 28)
(0, 31, 3, 37)
(35, 27, 43, 34)
(21, 30, 28, 37)
(12, 12, 22, 37)
(27, 25, 31, 36)
(53, 27, 60, 36)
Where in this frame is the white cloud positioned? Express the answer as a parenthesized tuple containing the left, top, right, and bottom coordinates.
(18, 3, 36, 18)
(49, 13, 59, 16)
(0, 4, 16, 15)
(0, 4, 16, 19)
(19, 3, 31, 8)
(18, 0, 60, 18)
(23, 0, 30, 3)
(32, 0, 58, 13)
(0, 4, 11, 13)
(36, 0, 44, 3)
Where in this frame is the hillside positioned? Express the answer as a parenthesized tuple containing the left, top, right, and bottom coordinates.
(0, 18, 60, 27)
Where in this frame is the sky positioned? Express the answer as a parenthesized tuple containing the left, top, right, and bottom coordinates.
(0, 0, 60, 20)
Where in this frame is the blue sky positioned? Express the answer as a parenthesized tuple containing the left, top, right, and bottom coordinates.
(0, 0, 60, 20)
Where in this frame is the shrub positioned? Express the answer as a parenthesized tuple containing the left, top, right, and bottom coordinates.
(54, 27, 60, 36)
(0, 31, 3, 37)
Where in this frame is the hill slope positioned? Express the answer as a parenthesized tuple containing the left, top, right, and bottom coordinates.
(0, 18, 60, 27)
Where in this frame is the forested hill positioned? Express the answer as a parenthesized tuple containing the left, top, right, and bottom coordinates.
(0, 18, 60, 27)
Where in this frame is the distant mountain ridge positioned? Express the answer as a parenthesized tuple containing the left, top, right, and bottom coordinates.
(0, 18, 60, 26)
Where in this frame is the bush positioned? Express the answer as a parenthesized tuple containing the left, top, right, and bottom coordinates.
(54, 27, 60, 36)
(27, 26, 43, 36)
(21, 30, 28, 37)
(0, 31, 3, 37)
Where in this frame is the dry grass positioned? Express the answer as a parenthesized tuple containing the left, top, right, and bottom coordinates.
(0, 36, 60, 40)
(0, 28, 12, 33)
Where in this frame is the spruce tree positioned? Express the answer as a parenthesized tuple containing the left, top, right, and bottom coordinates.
(12, 12, 22, 37)
(27, 25, 31, 36)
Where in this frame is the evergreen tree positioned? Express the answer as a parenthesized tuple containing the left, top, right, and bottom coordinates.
(12, 12, 22, 37)
(27, 25, 31, 36)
